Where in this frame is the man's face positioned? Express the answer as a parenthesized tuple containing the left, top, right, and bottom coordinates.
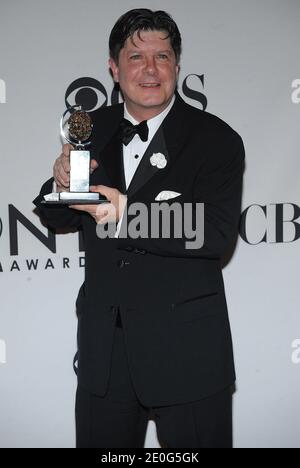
(109, 30, 179, 120)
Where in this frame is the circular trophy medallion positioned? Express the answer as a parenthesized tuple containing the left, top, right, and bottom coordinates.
(68, 110, 93, 143)
(60, 105, 93, 146)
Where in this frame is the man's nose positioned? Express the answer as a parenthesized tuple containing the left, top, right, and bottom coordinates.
(144, 56, 158, 74)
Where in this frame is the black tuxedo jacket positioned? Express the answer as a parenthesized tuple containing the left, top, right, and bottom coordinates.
(34, 93, 245, 406)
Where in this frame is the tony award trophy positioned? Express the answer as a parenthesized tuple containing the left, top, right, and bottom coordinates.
(43, 105, 108, 204)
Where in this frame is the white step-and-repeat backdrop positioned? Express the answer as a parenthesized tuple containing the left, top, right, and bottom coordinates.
(0, 0, 299, 448)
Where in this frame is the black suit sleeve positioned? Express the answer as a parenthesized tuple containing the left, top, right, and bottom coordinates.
(33, 178, 82, 230)
(118, 133, 245, 260)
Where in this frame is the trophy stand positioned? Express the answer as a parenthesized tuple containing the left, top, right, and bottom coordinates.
(43, 105, 108, 205)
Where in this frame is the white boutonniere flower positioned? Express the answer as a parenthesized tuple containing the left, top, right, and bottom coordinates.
(150, 152, 167, 169)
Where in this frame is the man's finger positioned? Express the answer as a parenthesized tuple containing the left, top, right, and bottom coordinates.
(90, 159, 99, 173)
(63, 143, 74, 157)
(95, 204, 110, 217)
(56, 176, 68, 189)
(69, 204, 95, 211)
(55, 166, 69, 188)
(90, 185, 113, 199)
(61, 155, 71, 173)
(57, 166, 70, 185)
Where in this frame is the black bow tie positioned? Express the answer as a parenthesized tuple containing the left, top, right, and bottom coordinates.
(120, 118, 149, 146)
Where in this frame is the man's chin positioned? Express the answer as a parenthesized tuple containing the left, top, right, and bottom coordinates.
(135, 97, 170, 109)
(124, 94, 174, 117)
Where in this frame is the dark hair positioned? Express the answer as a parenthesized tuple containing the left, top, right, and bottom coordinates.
(109, 9, 182, 63)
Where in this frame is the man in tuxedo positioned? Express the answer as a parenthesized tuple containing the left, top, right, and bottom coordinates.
(34, 8, 245, 448)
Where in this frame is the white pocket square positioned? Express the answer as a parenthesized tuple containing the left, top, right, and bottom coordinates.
(155, 191, 182, 201)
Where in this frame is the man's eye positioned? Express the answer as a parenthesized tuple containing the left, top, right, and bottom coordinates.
(157, 54, 168, 60)
(130, 55, 142, 60)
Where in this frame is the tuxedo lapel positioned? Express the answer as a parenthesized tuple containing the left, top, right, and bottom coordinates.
(94, 104, 126, 193)
(160, 92, 192, 169)
(126, 92, 191, 198)
(126, 126, 169, 198)
(97, 134, 126, 193)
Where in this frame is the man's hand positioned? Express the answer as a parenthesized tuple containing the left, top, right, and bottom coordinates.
(70, 186, 127, 225)
(53, 143, 99, 192)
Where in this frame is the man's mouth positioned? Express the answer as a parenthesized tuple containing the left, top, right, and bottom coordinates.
(140, 83, 160, 88)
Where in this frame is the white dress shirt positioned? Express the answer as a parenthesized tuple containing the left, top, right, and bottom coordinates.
(122, 95, 175, 190)
(114, 96, 175, 237)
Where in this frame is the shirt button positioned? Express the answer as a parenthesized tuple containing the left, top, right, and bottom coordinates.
(134, 154, 139, 159)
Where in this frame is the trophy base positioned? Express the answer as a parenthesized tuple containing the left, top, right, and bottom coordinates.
(42, 192, 110, 205)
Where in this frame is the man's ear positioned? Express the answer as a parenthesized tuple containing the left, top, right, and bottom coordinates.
(109, 58, 119, 83)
